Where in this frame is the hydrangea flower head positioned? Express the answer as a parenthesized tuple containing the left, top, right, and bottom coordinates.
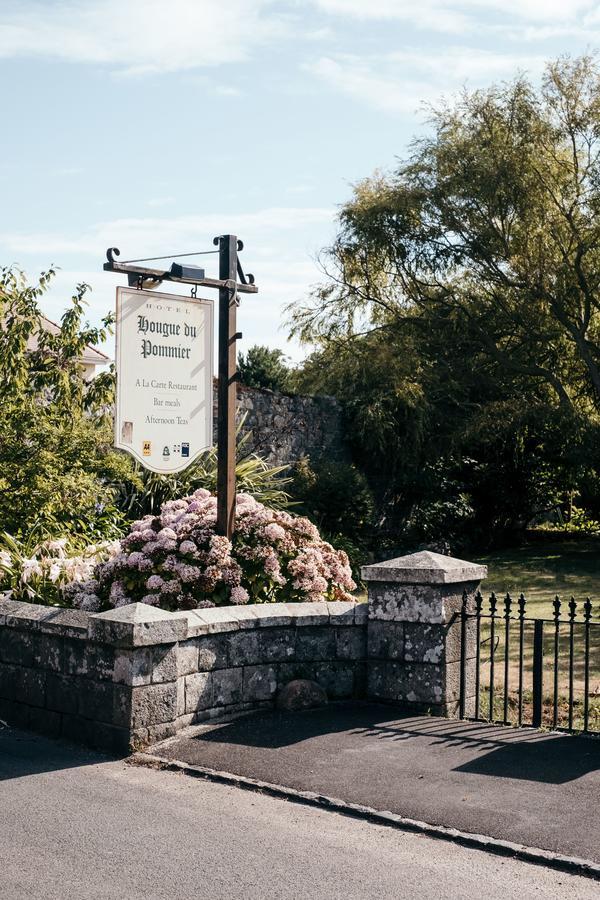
(65, 490, 355, 612)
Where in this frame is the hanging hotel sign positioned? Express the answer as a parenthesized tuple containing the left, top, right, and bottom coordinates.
(114, 286, 213, 474)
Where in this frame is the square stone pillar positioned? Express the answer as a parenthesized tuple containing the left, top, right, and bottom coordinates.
(362, 551, 487, 718)
(88, 602, 188, 750)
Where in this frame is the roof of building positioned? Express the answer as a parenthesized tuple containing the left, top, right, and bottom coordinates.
(25, 315, 110, 364)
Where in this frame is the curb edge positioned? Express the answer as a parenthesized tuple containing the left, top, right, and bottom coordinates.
(129, 751, 600, 882)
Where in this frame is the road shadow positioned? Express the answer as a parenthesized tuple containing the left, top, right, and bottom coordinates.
(186, 703, 398, 748)
(454, 733, 599, 783)
(0, 724, 115, 781)
(181, 704, 600, 785)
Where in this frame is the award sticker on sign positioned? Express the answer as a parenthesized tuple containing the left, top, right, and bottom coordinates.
(114, 287, 214, 474)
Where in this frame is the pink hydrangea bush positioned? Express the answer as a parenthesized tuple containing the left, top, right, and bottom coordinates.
(65, 489, 356, 612)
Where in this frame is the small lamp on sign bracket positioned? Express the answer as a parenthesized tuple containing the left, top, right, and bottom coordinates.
(169, 263, 206, 281)
(127, 273, 163, 290)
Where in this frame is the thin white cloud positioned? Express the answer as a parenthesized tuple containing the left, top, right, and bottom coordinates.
(214, 85, 244, 97)
(1, 0, 598, 83)
(310, 0, 600, 45)
(0, 207, 336, 359)
(308, 48, 549, 114)
(311, 0, 597, 31)
(309, 57, 429, 113)
(311, 0, 469, 32)
(0, 208, 334, 258)
(0, 0, 285, 74)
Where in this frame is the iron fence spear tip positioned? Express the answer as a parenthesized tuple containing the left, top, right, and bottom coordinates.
(569, 597, 577, 620)
(553, 595, 561, 619)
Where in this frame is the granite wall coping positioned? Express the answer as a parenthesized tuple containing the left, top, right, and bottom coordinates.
(0, 598, 90, 638)
(0, 598, 366, 647)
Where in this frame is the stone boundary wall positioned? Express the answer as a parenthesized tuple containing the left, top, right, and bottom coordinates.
(212, 379, 349, 467)
(0, 551, 486, 754)
(0, 602, 119, 749)
(0, 598, 367, 754)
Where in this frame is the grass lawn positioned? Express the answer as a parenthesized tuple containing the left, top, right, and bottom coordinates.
(473, 537, 600, 732)
(475, 536, 600, 619)
(354, 536, 600, 731)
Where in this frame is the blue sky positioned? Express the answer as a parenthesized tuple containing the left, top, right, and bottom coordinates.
(0, 0, 598, 362)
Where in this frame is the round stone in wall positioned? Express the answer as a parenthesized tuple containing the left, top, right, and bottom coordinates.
(276, 679, 328, 711)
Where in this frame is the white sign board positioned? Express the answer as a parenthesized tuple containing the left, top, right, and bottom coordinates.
(114, 287, 213, 473)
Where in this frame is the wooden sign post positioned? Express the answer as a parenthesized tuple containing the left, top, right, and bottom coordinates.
(216, 234, 239, 539)
(104, 236, 257, 540)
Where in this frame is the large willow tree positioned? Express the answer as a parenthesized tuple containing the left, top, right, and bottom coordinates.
(291, 55, 600, 545)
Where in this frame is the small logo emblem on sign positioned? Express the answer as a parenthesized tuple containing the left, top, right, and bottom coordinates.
(163, 446, 170, 459)
(181, 443, 190, 458)
(143, 440, 151, 456)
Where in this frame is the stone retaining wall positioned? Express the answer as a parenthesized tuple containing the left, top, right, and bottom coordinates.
(0, 602, 123, 750)
(213, 379, 349, 467)
(0, 551, 486, 753)
(0, 598, 367, 753)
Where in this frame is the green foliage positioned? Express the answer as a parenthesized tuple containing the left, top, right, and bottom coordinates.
(537, 506, 600, 535)
(0, 404, 129, 539)
(291, 457, 375, 544)
(0, 528, 118, 605)
(0, 266, 130, 541)
(292, 56, 600, 413)
(294, 330, 428, 494)
(397, 462, 475, 548)
(289, 55, 600, 549)
(115, 421, 293, 519)
(1, 267, 115, 410)
(238, 344, 293, 392)
(290, 456, 376, 576)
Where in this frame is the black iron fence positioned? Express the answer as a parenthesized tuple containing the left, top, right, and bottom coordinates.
(458, 591, 600, 735)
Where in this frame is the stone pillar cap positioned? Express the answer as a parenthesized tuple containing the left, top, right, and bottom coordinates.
(88, 601, 188, 647)
(361, 551, 487, 585)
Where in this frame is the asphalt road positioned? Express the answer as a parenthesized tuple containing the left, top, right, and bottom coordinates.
(0, 727, 597, 899)
(154, 705, 600, 863)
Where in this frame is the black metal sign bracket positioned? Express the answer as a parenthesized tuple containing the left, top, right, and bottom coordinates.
(104, 246, 258, 294)
(104, 238, 257, 540)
